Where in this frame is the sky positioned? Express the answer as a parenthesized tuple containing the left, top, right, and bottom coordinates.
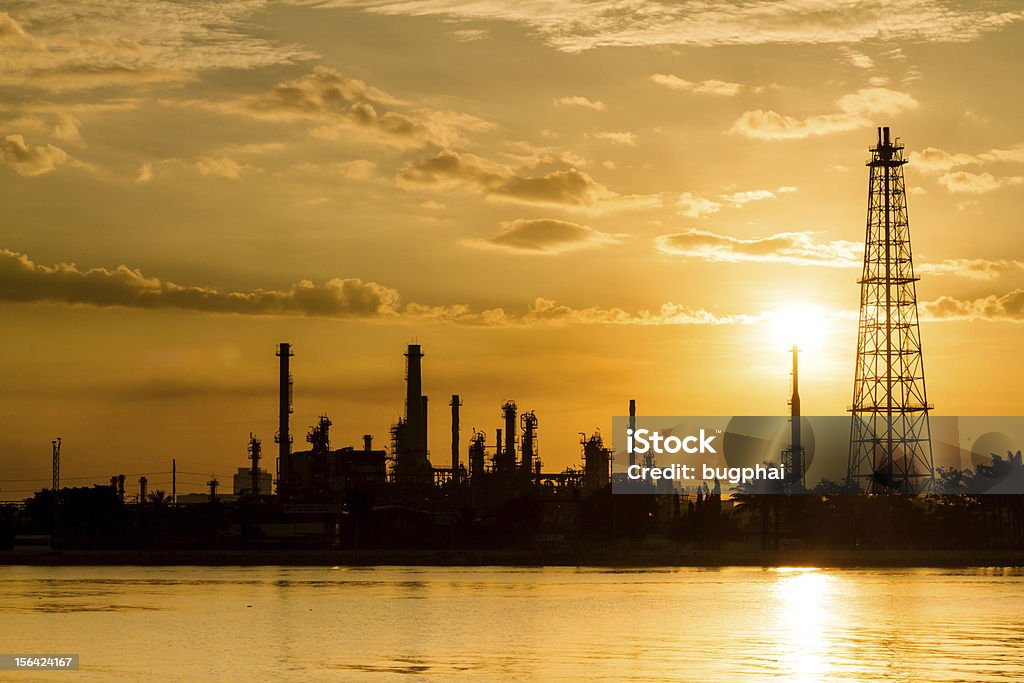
(1, 0, 1023, 494)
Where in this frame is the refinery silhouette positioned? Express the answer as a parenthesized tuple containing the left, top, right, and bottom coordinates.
(3, 127, 1024, 563)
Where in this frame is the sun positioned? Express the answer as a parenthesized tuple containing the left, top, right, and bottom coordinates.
(770, 303, 829, 351)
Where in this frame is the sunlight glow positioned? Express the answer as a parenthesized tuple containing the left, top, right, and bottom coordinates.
(769, 303, 830, 350)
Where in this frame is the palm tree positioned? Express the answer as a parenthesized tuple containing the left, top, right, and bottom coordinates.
(146, 490, 171, 507)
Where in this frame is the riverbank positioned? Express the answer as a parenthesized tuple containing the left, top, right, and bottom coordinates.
(3, 547, 1024, 567)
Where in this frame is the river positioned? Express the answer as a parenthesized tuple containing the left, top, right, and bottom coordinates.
(1, 565, 1022, 681)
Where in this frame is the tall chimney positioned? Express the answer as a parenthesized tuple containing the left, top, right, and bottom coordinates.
(502, 401, 516, 472)
(450, 395, 461, 477)
(628, 399, 636, 468)
(276, 343, 293, 495)
(790, 344, 803, 486)
(363, 434, 373, 451)
(405, 344, 424, 460)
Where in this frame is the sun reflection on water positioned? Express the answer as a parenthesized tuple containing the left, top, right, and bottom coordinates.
(772, 568, 833, 682)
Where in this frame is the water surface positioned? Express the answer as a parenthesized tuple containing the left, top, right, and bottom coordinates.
(1, 565, 1022, 681)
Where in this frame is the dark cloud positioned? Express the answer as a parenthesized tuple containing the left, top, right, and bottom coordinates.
(174, 67, 489, 148)
(493, 169, 607, 206)
(398, 149, 659, 211)
(0, 249, 401, 318)
(396, 149, 504, 186)
(248, 66, 406, 115)
(470, 218, 618, 254)
(0, 248, 770, 328)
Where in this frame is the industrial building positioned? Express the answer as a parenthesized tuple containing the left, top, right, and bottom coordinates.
(268, 341, 611, 512)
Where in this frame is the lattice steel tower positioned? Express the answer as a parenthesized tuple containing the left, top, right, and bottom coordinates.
(848, 126, 934, 494)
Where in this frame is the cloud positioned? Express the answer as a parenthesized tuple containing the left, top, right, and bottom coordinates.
(591, 131, 636, 146)
(468, 218, 619, 254)
(554, 96, 606, 110)
(676, 186, 796, 217)
(921, 290, 1024, 322)
(135, 162, 153, 183)
(843, 49, 874, 69)
(247, 66, 406, 113)
(287, 158, 380, 182)
(731, 87, 918, 140)
(11, 245, 1017, 327)
(909, 146, 978, 173)
(397, 149, 660, 212)
(0, 248, 402, 318)
(910, 143, 1024, 176)
(0, 247, 762, 327)
(649, 74, 743, 96)
(493, 169, 632, 207)
(657, 228, 1015, 280)
(328, 1, 1024, 52)
(51, 114, 81, 142)
(917, 259, 1024, 281)
(0, 5, 314, 90)
(195, 156, 247, 180)
(720, 189, 781, 204)
(397, 149, 505, 187)
(937, 171, 1023, 194)
(513, 298, 761, 326)
(174, 66, 490, 148)
(0, 134, 70, 176)
(656, 229, 863, 267)
(0, 11, 38, 46)
(677, 192, 723, 218)
(451, 28, 488, 42)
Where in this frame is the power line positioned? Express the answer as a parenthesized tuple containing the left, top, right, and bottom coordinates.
(0, 471, 172, 483)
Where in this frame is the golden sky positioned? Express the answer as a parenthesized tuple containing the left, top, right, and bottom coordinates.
(1, 1, 1022, 492)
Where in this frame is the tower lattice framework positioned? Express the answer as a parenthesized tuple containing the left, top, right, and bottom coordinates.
(848, 126, 934, 494)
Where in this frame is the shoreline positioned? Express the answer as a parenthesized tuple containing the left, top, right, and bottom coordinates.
(3, 548, 1024, 568)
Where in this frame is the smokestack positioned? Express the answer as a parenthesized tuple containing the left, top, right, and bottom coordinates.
(405, 344, 424, 459)
(495, 427, 503, 465)
(790, 344, 803, 485)
(139, 476, 147, 501)
(450, 395, 461, 477)
(502, 401, 516, 471)
(363, 434, 373, 451)
(276, 343, 293, 494)
(628, 399, 636, 467)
